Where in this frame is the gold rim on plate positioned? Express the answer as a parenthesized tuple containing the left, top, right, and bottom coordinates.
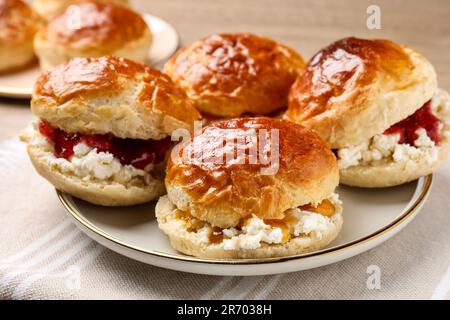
(57, 174, 432, 265)
(0, 86, 32, 99)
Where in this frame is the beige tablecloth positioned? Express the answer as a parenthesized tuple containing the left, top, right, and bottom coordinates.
(1, 0, 450, 300)
(0, 132, 449, 299)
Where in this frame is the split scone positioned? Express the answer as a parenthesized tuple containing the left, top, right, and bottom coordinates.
(0, 0, 44, 73)
(21, 56, 201, 206)
(156, 117, 343, 259)
(34, 2, 151, 70)
(164, 33, 305, 119)
(33, 0, 130, 21)
(284, 37, 450, 188)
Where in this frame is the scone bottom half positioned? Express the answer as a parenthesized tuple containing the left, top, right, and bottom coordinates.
(156, 194, 343, 259)
(21, 120, 170, 206)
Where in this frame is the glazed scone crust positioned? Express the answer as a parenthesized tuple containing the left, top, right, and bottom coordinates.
(0, 0, 44, 72)
(34, 2, 151, 69)
(164, 33, 305, 117)
(32, 56, 201, 140)
(0, 0, 43, 44)
(21, 129, 165, 206)
(33, 0, 129, 21)
(285, 37, 437, 149)
(156, 195, 343, 259)
(166, 117, 339, 228)
(39, 2, 144, 53)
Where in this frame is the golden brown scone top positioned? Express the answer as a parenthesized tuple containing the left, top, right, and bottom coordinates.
(166, 117, 338, 228)
(285, 37, 415, 123)
(164, 33, 305, 117)
(33, 56, 201, 129)
(42, 2, 147, 53)
(0, 0, 43, 44)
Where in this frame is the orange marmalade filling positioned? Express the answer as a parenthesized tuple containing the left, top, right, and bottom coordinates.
(175, 199, 336, 244)
(210, 227, 224, 244)
(299, 199, 336, 217)
(174, 210, 205, 233)
(263, 220, 291, 243)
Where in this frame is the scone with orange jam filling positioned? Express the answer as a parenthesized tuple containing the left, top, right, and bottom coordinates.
(156, 117, 343, 259)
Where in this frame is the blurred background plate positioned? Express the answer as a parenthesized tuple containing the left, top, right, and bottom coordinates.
(57, 175, 432, 276)
(0, 13, 179, 99)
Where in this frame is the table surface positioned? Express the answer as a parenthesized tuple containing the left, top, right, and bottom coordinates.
(0, 0, 449, 300)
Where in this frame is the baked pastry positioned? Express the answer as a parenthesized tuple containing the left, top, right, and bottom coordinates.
(21, 56, 201, 206)
(164, 33, 305, 118)
(285, 37, 450, 187)
(0, 0, 44, 73)
(156, 117, 343, 259)
(34, 2, 151, 70)
(33, 0, 129, 21)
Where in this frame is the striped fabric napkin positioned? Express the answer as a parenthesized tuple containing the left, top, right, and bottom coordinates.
(1, 136, 449, 300)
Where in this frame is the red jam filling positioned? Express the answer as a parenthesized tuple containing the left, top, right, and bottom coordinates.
(38, 121, 172, 170)
(384, 101, 441, 145)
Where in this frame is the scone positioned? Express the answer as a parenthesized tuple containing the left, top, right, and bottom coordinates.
(164, 33, 305, 119)
(33, 0, 129, 21)
(34, 2, 151, 70)
(284, 37, 450, 188)
(21, 56, 201, 206)
(0, 0, 44, 73)
(156, 117, 343, 259)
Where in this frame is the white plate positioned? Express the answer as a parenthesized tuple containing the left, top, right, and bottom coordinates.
(57, 175, 432, 276)
(0, 13, 179, 99)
